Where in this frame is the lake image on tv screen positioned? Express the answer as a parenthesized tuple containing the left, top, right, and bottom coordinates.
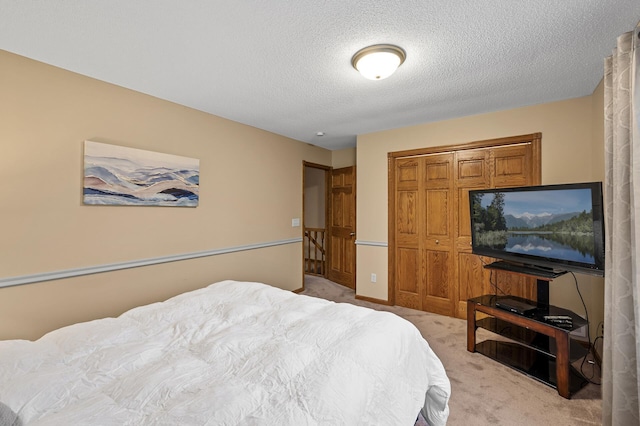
(471, 188, 596, 264)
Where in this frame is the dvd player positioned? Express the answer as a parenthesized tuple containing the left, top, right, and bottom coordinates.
(495, 298, 537, 315)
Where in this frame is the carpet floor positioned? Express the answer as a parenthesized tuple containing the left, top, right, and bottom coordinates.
(301, 275, 602, 426)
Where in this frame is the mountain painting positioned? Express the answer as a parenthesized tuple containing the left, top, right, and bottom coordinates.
(83, 141, 199, 207)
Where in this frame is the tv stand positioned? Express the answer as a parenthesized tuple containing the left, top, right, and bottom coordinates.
(484, 260, 567, 305)
(467, 295, 588, 398)
(467, 268, 589, 398)
(485, 259, 566, 279)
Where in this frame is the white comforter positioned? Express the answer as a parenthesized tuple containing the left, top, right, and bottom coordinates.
(0, 280, 450, 425)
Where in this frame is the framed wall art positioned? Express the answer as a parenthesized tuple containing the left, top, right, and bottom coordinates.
(83, 141, 200, 207)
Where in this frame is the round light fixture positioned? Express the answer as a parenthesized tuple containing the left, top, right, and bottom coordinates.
(351, 44, 406, 80)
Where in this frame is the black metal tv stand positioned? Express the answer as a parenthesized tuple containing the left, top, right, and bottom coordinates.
(467, 263, 588, 398)
(484, 260, 567, 305)
(484, 260, 566, 278)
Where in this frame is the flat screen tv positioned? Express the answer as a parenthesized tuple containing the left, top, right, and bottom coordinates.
(469, 182, 605, 276)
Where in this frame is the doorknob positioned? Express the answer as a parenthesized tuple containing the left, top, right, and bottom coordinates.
(350, 232, 355, 236)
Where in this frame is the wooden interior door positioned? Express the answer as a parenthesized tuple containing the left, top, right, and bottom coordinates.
(390, 134, 541, 319)
(328, 166, 356, 289)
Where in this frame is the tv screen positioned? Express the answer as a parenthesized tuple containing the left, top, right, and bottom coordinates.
(469, 182, 605, 276)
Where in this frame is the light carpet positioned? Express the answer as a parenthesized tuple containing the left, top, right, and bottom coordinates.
(302, 275, 602, 426)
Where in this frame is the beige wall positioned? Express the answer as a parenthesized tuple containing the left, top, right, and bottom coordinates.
(0, 48, 607, 341)
(0, 50, 331, 340)
(332, 147, 357, 168)
(356, 93, 605, 338)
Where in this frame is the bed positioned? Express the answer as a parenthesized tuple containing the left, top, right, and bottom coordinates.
(0, 280, 450, 425)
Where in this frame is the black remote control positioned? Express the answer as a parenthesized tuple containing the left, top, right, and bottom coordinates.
(543, 315, 572, 321)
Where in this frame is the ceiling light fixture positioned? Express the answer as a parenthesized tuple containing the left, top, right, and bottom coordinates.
(351, 44, 406, 80)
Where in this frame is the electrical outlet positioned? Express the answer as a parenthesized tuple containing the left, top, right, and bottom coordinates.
(570, 324, 589, 342)
(370, 273, 377, 283)
(291, 218, 300, 227)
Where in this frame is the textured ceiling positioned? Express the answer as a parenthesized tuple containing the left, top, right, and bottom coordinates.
(1, 1, 639, 150)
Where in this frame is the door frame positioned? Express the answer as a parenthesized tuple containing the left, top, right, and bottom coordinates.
(387, 133, 542, 306)
(302, 161, 331, 289)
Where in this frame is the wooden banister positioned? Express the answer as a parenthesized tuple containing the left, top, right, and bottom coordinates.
(304, 228, 326, 276)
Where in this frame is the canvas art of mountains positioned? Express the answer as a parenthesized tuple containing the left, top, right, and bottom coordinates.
(83, 141, 199, 207)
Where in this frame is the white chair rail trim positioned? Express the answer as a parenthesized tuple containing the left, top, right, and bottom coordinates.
(355, 240, 388, 247)
(0, 238, 303, 289)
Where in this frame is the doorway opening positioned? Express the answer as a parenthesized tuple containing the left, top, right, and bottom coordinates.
(303, 162, 330, 282)
(303, 162, 357, 291)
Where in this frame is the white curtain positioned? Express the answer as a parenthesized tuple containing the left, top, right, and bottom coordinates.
(603, 26, 640, 425)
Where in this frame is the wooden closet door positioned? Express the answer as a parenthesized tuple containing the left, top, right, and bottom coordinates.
(393, 153, 455, 316)
(455, 144, 538, 318)
(422, 154, 455, 316)
(390, 134, 541, 319)
(394, 158, 421, 309)
(454, 149, 491, 318)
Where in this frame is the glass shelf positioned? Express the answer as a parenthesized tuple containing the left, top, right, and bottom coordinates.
(468, 294, 591, 398)
(469, 294, 588, 332)
(475, 340, 588, 395)
(476, 317, 589, 361)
